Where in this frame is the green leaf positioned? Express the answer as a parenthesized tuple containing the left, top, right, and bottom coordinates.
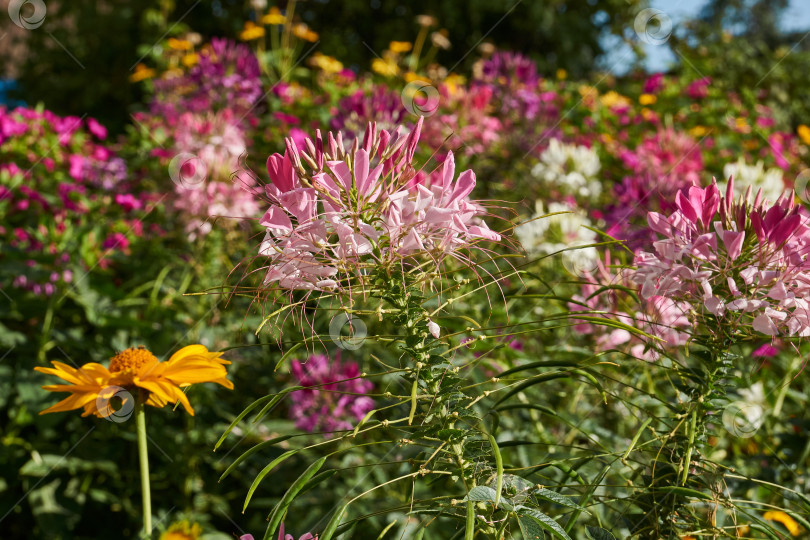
(219, 435, 294, 481)
(298, 469, 337, 498)
(320, 503, 348, 540)
(465, 486, 498, 503)
(518, 514, 546, 540)
(242, 449, 298, 511)
(534, 488, 581, 510)
(486, 434, 503, 508)
(264, 456, 327, 538)
(465, 499, 475, 540)
(585, 526, 617, 540)
(516, 508, 572, 540)
(215, 394, 275, 450)
(253, 386, 305, 424)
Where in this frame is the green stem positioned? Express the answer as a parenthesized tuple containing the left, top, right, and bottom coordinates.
(136, 404, 152, 539)
(681, 407, 697, 485)
(465, 499, 475, 540)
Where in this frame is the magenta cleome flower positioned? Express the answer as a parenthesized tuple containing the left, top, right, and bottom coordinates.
(633, 178, 810, 339)
(288, 354, 374, 434)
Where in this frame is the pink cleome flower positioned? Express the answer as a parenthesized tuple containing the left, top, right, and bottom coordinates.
(253, 118, 501, 294)
(632, 178, 810, 338)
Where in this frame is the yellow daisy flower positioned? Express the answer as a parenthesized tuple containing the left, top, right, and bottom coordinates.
(600, 90, 630, 109)
(310, 52, 343, 74)
(372, 57, 399, 77)
(240, 21, 266, 41)
(688, 125, 708, 138)
(639, 93, 657, 105)
(181, 53, 199, 67)
(35, 345, 232, 417)
(556, 68, 567, 80)
(389, 41, 412, 53)
(261, 7, 286, 25)
(443, 72, 466, 95)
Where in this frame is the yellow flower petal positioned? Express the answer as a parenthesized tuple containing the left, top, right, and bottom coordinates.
(798, 124, 810, 145)
(763, 510, 802, 536)
(39, 392, 99, 415)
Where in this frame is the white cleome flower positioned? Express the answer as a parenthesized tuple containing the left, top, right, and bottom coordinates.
(721, 158, 786, 204)
(531, 138, 602, 202)
(516, 200, 599, 274)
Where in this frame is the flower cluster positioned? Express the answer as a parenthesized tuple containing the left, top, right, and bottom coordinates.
(1, 107, 154, 296)
(288, 353, 374, 434)
(476, 51, 539, 88)
(168, 109, 259, 238)
(721, 157, 785, 203)
(254, 118, 501, 293)
(516, 200, 599, 272)
(421, 84, 502, 157)
(151, 38, 262, 120)
(606, 129, 704, 249)
(330, 86, 409, 137)
(633, 180, 810, 338)
(474, 51, 556, 128)
(530, 138, 602, 203)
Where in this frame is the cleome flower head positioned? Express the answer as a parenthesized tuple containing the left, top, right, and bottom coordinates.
(288, 353, 374, 434)
(35, 345, 232, 417)
(632, 178, 810, 339)
(251, 118, 502, 295)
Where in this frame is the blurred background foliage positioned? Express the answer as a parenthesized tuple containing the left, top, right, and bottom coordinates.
(6, 0, 810, 135)
(4, 0, 650, 133)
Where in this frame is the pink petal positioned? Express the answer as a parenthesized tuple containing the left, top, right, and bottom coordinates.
(722, 230, 745, 259)
(468, 225, 501, 241)
(753, 313, 778, 335)
(260, 205, 293, 232)
(449, 170, 476, 204)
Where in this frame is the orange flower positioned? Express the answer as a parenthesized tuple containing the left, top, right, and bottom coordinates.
(129, 64, 156, 83)
(292, 23, 318, 42)
(35, 345, 232, 417)
(167, 38, 193, 51)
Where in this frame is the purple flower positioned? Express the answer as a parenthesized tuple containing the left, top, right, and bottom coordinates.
(330, 86, 409, 136)
(288, 354, 374, 435)
(477, 51, 538, 87)
(643, 73, 665, 94)
(685, 77, 711, 99)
